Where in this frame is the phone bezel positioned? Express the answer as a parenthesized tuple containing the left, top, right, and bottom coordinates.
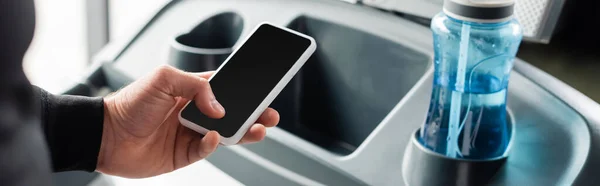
(178, 22, 316, 145)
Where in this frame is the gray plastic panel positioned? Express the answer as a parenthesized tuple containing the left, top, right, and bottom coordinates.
(242, 137, 368, 186)
(111, 0, 432, 80)
(97, 0, 597, 185)
(206, 146, 306, 186)
(512, 60, 600, 186)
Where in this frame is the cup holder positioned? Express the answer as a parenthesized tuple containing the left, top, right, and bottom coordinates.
(402, 112, 515, 186)
(402, 129, 508, 186)
(168, 12, 244, 72)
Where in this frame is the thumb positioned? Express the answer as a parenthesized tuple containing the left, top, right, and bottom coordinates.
(150, 65, 225, 118)
(192, 71, 215, 80)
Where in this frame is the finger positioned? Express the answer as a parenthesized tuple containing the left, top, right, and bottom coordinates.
(151, 65, 225, 118)
(191, 71, 215, 79)
(256, 108, 280, 128)
(239, 124, 267, 144)
(187, 131, 220, 163)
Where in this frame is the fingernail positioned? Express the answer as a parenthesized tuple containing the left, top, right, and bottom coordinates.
(211, 100, 225, 114)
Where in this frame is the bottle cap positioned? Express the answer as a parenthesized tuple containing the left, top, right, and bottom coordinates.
(444, 0, 515, 23)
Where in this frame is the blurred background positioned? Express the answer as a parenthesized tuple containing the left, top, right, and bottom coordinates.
(25, 0, 600, 100)
(24, 0, 168, 94)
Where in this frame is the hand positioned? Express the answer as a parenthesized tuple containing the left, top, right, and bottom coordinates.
(97, 65, 280, 178)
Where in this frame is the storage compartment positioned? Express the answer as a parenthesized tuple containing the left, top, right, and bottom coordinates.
(168, 12, 244, 72)
(270, 16, 430, 155)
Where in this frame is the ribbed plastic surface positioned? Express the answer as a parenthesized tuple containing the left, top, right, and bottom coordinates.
(514, 0, 549, 36)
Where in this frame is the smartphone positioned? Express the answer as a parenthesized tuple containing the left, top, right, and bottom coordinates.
(178, 22, 316, 145)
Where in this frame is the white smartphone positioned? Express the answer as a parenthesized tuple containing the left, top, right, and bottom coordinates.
(178, 22, 316, 145)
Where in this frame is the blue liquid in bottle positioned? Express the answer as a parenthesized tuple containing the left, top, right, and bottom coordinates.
(419, 2, 523, 160)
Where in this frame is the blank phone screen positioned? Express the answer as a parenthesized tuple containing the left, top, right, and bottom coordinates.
(181, 24, 312, 137)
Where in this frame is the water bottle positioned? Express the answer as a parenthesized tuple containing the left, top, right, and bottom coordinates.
(419, 0, 523, 159)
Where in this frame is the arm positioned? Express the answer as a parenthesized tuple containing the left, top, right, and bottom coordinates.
(1, 0, 274, 181)
(35, 86, 105, 172)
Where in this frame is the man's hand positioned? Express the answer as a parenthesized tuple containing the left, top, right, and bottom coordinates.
(96, 65, 279, 178)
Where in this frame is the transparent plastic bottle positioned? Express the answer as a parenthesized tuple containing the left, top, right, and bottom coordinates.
(419, 0, 523, 159)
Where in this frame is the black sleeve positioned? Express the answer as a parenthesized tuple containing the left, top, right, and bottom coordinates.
(0, 0, 55, 185)
(35, 86, 106, 172)
(0, 0, 104, 185)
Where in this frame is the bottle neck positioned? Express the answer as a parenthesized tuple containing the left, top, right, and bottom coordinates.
(443, 0, 515, 24)
(444, 12, 513, 27)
